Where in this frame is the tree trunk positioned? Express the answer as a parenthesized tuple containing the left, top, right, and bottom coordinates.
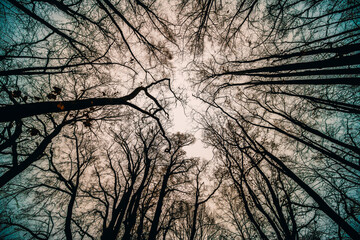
(65, 191, 77, 240)
(148, 171, 170, 240)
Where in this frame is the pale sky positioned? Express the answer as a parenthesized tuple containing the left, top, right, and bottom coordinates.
(170, 103, 213, 160)
(167, 52, 214, 160)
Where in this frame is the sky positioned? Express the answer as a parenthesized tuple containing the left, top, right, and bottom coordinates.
(170, 103, 213, 160)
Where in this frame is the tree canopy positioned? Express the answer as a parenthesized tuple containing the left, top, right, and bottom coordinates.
(1, 0, 359, 239)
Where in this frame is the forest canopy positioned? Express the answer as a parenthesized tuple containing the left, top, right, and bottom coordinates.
(0, 0, 359, 239)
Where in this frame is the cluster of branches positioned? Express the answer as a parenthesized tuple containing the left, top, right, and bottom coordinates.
(0, 0, 177, 190)
(195, 0, 360, 239)
(1, 120, 222, 239)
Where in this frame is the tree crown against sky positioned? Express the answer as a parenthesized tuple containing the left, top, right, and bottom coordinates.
(0, 0, 359, 239)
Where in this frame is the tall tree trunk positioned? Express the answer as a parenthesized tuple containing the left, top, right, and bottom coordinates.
(148, 171, 170, 240)
(65, 191, 77, 240)
(189, 196, 199, 240)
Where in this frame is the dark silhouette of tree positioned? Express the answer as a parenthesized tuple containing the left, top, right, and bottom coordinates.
(193, 0, 360, 238)
(187, 160, 222, 240)
(199, 93, 359, 238)
(148, 132, 196, 240)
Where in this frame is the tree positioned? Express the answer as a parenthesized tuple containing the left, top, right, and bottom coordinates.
(192, 0, 360, 238)
(187, 160, 222, 240)
(148, 132, 197, 240)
